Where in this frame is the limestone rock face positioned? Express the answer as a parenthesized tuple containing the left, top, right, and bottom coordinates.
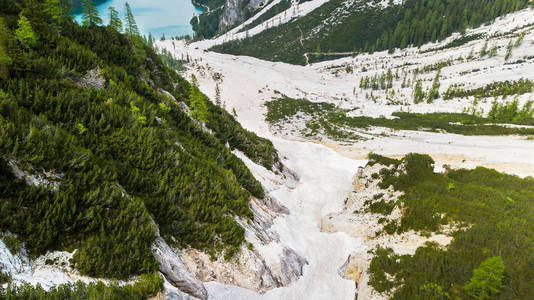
(151, 238, 208, 300)
(179, 194, 307, 294)
(219, 0, 267, 31)
(78, 68, 106, 90)
(338, 255, 367, 284)
(279, 247, 307, 285)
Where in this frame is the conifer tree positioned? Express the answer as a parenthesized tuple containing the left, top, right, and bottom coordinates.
(413, 80, 424, 104)
(59, 0, 73, 19)
(464, 256, 505, 300)
(189, 75, 208, 123)
(44, 0, 63, 33)
(215, 83, 222, 106)
(426, 69, 441, 103)
(15, 13, 37, 48)
(108, 6, 122, 32)
(82, 0, 102, 27)
(480, 40, 488, 57)
(124, 2, 139, 36)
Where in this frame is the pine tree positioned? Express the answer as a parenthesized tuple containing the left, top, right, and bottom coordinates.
(124, 2, 139, 36)
(426, 69, 441, 103)
(108, 6, 122, 32)
(15, 13, 37, 49)
(215, 83, 222, 106)
(413, 80, 424, 104)
(463, 256, 505, 300)
(82, 0, 102, 27)
(44, 0, 63, 33)
(480, 40, 488, 57)
(505, 39, 513, 61)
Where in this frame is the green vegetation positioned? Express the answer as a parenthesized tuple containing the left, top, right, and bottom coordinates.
(14, 14, 36, 49)
(443, 79, 534, 100)
(0, 0, 278, 285)
(157, 47, 188, 73)
(266, 97, 534, 141)
(70, 0, 109, 15)
(191, 8, 223, 39)
(367, 153, 534, 299)
(265, 97, 337, 124)
(464, 256, 505, 300)
(124, 2, 139, 36)
(359, 70, 393, 90)
(366, 199, 396, 215)
(189, 0, 226, 39)
(212, 0, 530, 64)
(1, 272, 163, 299)
(107, 6, 122, 32)
(488, 98, 534, 124)
(367, 152, 401, 167)
(425, 69, 441, 103)
(81, 0, 102, 27)
(413, 80, 424, 103)
(189, 75, 209, 123)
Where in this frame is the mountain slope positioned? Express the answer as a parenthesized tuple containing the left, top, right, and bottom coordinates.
(211, 0, 531, 64)
(0, 0, 280, 293)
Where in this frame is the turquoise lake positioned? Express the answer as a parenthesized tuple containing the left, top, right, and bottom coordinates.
(75, 0, 203, 38)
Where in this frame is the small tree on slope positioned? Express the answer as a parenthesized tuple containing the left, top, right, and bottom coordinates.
(463, 256, 505, 300)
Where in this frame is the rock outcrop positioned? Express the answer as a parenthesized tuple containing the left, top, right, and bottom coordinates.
(151, 238, 208, 300)
(0, 239, 30, 275)
(179, 194, 307, 293)
(78, 67, 106, 89)
(7, 160, 63, 192)
(279, 247, 307, 285)
(219, 0, 268, 31)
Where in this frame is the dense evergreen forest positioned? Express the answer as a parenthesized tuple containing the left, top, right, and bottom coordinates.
(0, 0, 279, 292)
(190, 0, 225, 39)
(367, 154, 534, 299)
(212, 0, 531, 64)
(0, 272, 163, 299)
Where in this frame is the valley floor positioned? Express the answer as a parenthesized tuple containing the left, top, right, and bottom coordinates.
(154, 9, 534, 296)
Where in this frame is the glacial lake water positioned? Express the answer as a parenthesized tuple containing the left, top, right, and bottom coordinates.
(75, 0, 203, 38)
